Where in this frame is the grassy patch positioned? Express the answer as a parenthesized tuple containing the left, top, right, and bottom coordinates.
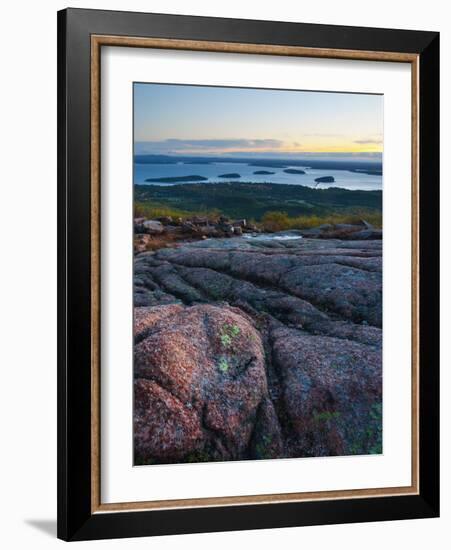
(261, 210, 382, 232)
(134, 200, 220, 221)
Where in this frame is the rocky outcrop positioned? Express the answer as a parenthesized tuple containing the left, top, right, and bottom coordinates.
(134, 304, 283, 464)
(133, 216, 260, 253)
(142, 220, 164, 234)
(134, 216, 380, 256)
(135, 237, 382, 327)
(298, 220, 382, 240)
(134, 235, 382, 464)
(271, 326, 382, 457)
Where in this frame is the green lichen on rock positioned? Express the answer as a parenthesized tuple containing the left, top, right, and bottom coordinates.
(219, 323, 241, 349)
(220, 333, 232, 348)
(347, 402, 382, 455)
(254, 434, 273, 459)
(217, 356, 230, 374)
(313, 410, 341, 423)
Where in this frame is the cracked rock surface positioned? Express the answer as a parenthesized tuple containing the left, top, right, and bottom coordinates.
(134, 236, 382, 464)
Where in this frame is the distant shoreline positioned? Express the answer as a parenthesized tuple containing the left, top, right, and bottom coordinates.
(134, 154, 383, 174)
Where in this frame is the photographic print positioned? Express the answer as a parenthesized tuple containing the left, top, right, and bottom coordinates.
(133, 83, 383, 466)
(58, 12, 440, 539)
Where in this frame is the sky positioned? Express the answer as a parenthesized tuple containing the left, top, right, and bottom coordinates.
(134, 83, 383, 158)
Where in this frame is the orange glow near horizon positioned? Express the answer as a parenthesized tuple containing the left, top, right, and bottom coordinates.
(134, 84, 384, 157)
(164, 140, 383, 156)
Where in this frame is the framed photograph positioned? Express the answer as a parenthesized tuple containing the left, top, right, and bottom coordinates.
(57, 8, 439, 541)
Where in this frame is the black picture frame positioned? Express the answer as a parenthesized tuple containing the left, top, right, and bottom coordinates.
(57, 7, 439, 541)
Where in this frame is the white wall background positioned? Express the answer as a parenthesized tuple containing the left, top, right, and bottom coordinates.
(0, 0, 448, 547)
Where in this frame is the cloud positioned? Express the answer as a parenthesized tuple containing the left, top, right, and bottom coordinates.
(135, 138, 286, 154)
(353, 138, 383, 145)
(303, 133, 343, 137)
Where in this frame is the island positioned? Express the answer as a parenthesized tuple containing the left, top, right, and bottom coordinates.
(284, 168, 306, 175)
(218, 173, 241, 178)
(253, 170, 275, 175)
(249, 161, 289, 168)
(183, 160, 214, 165)
(349, 168, 383, 176)
(134, 155, 382, 175)
(314, 176, 335, 183)
(145, 175, 208, 183)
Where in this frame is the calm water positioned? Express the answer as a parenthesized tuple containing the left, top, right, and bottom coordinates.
(134, 161, 382, 191)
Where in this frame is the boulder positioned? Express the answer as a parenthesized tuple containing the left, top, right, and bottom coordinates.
(163, 225, 183, 235)
(222, 224, 235, 236)
(360, 219, 374, 230)
(135, 379, 204, 461)
(333, 223, 361, 231)
(349, 229, 382, 240)
(271, 326, 382, 456)
(134, 304, 283, 463)
(142, 220, 164, 235)
(199, 225, 220, 237)
(181, 221, 199, 235)
(190, 216, 209, 226)
(134, 234, 152, 253)
(155, 216, 173, 225)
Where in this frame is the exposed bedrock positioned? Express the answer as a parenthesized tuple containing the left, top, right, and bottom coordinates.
(134, 237, 382, 327)
(271, 326, 382, 457)
(133, 236, 383, 463)
(134, 304, 283, 463)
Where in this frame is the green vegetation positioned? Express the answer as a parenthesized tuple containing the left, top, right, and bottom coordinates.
(134, 201, 220, 221)
(348, 402, 383, 455)
(217, 357, 230, 373)
(185, 449, 213, 463)
(218, 173, 241, 178)
(220, 323, 241, 350)
(224, 323, 241, 337)
(313, 410, 342, 423)
(220, 334, 232, 347)
(261, 210, 382, 231)
(134, 456, 156, 466)
(254, 434, 274, 459)
(283, 168, 306, 174)
(368, 402, 383, 454)
(135, 182, 382, 227)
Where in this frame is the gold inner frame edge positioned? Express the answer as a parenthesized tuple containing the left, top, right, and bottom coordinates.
(90, 35, 420, 514)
